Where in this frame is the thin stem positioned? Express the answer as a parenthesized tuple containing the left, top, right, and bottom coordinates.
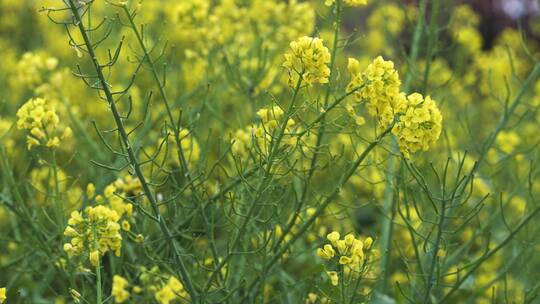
(378, 0, 428, 293)
(64, 0, 197, 300)
(93, 226, 102, 304)
(423, 197, 446, 303)
(440, 205, 540, 303)
(421, 0, 440, 94)
(271, 0, 344, 255)
(244, 124, 395, 299)
(204, 71, 305, 292)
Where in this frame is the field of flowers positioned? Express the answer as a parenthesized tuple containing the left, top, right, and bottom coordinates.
(1, 0, 540, 303)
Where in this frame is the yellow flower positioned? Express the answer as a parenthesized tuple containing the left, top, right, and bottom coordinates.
(316, 244, 336, 260)
(86, 183, 96, 198)
(364, 237, 373, 249)
(325, 0, 367, 7)
(112, 275, 130, 303)
(367, 4, 405, 36)
(391, 93, 443, 158)
(326, 271, 339, 286)
(0, 287, 6, 304)
(155, 285, 176, 304)
(326, 231, 340, 245)
(496, 131, 520, 154)
(89, 250, 100, 267)
(178, 128, 201, 165)
(167, 276, 187, 297)
(69, 288, 81, 304)
(154, 275, 187, 304)
(347, 56, 404, 128)
(317, 231, 373, 283)
(63, 206, 123, 266)
(283, 36, 331, 86)
(121, 220, 131, 231)
(257, 106, 284, 123)
(339, 255, 353, 265)
(16, 98, 70, 150)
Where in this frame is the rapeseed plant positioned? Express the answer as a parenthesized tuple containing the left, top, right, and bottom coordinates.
(0, 0, 539, 303)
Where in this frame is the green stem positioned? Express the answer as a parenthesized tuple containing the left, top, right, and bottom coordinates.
(421, 0, 440, 94)
(377, 0, 428, 293)
(271, 0, 343, 255)
(340, 265, 346, 303)
(93, 227, 102, 304)
(203, 71, 304, 292)
(440, 205, 540, 303)
(244, 124, 395, 299)
(122, 5, 224, 293)
(51, 149, 65, 236)
(437, 62, 540, 302)
(422, 197, 446, 303)
(64, 0, 197, 300)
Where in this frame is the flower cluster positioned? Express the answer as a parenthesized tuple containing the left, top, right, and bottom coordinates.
(0, 287, 5, 304)
(496, 130, 520, 154)
(325, 0, 367, 7)
(231, 105, 297, 157)
(112, 175, 143, 197)
(347, 57, 442, 157)
(316, 231, 373, 286)
(63, 205, 123, 266)
(16, 98, 71, 149)
(112, 275, 130, 303)
(283, 36, 331, 86)
(347, 56, 404, 128)
(256, 105, 287, 129)
(391, 93, 443, 158)
(450, 5, 482, 54)
(16, 52, 58, 88)
(154, 276, 188, 304)
(97, 179, 136, 220)
(304, 292, 330, 304)
(135, 266, 189, 303)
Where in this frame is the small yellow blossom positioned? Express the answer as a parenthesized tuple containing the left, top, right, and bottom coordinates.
(326, 231, 340, 244)
(86, 183, 96, 198)
(496, 131, 520, 154)
(16, 98, 71, 150)
(121, 220, 131, 231)
(316, 244, 336, 260)
(112, 275, 130, 303)
(0, 288, 6, 304)
(69, 288, 81, 304)
(154, 276, 187, 304)
(89, 250, 100, 267)
(325, 0, 367, 7)
(326, 271, 339, 286)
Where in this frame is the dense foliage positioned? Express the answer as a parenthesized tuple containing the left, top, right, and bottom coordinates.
(1, 0, 540, 303)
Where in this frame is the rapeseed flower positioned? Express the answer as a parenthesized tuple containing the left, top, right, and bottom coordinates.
(0, 288, 6, 304)
(283, 36, 331, 86)
(392, 93, 442, 158)
(63, 205, 123, 266)
(112, 275, 130, 303)
(16, 97, 71, 149)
